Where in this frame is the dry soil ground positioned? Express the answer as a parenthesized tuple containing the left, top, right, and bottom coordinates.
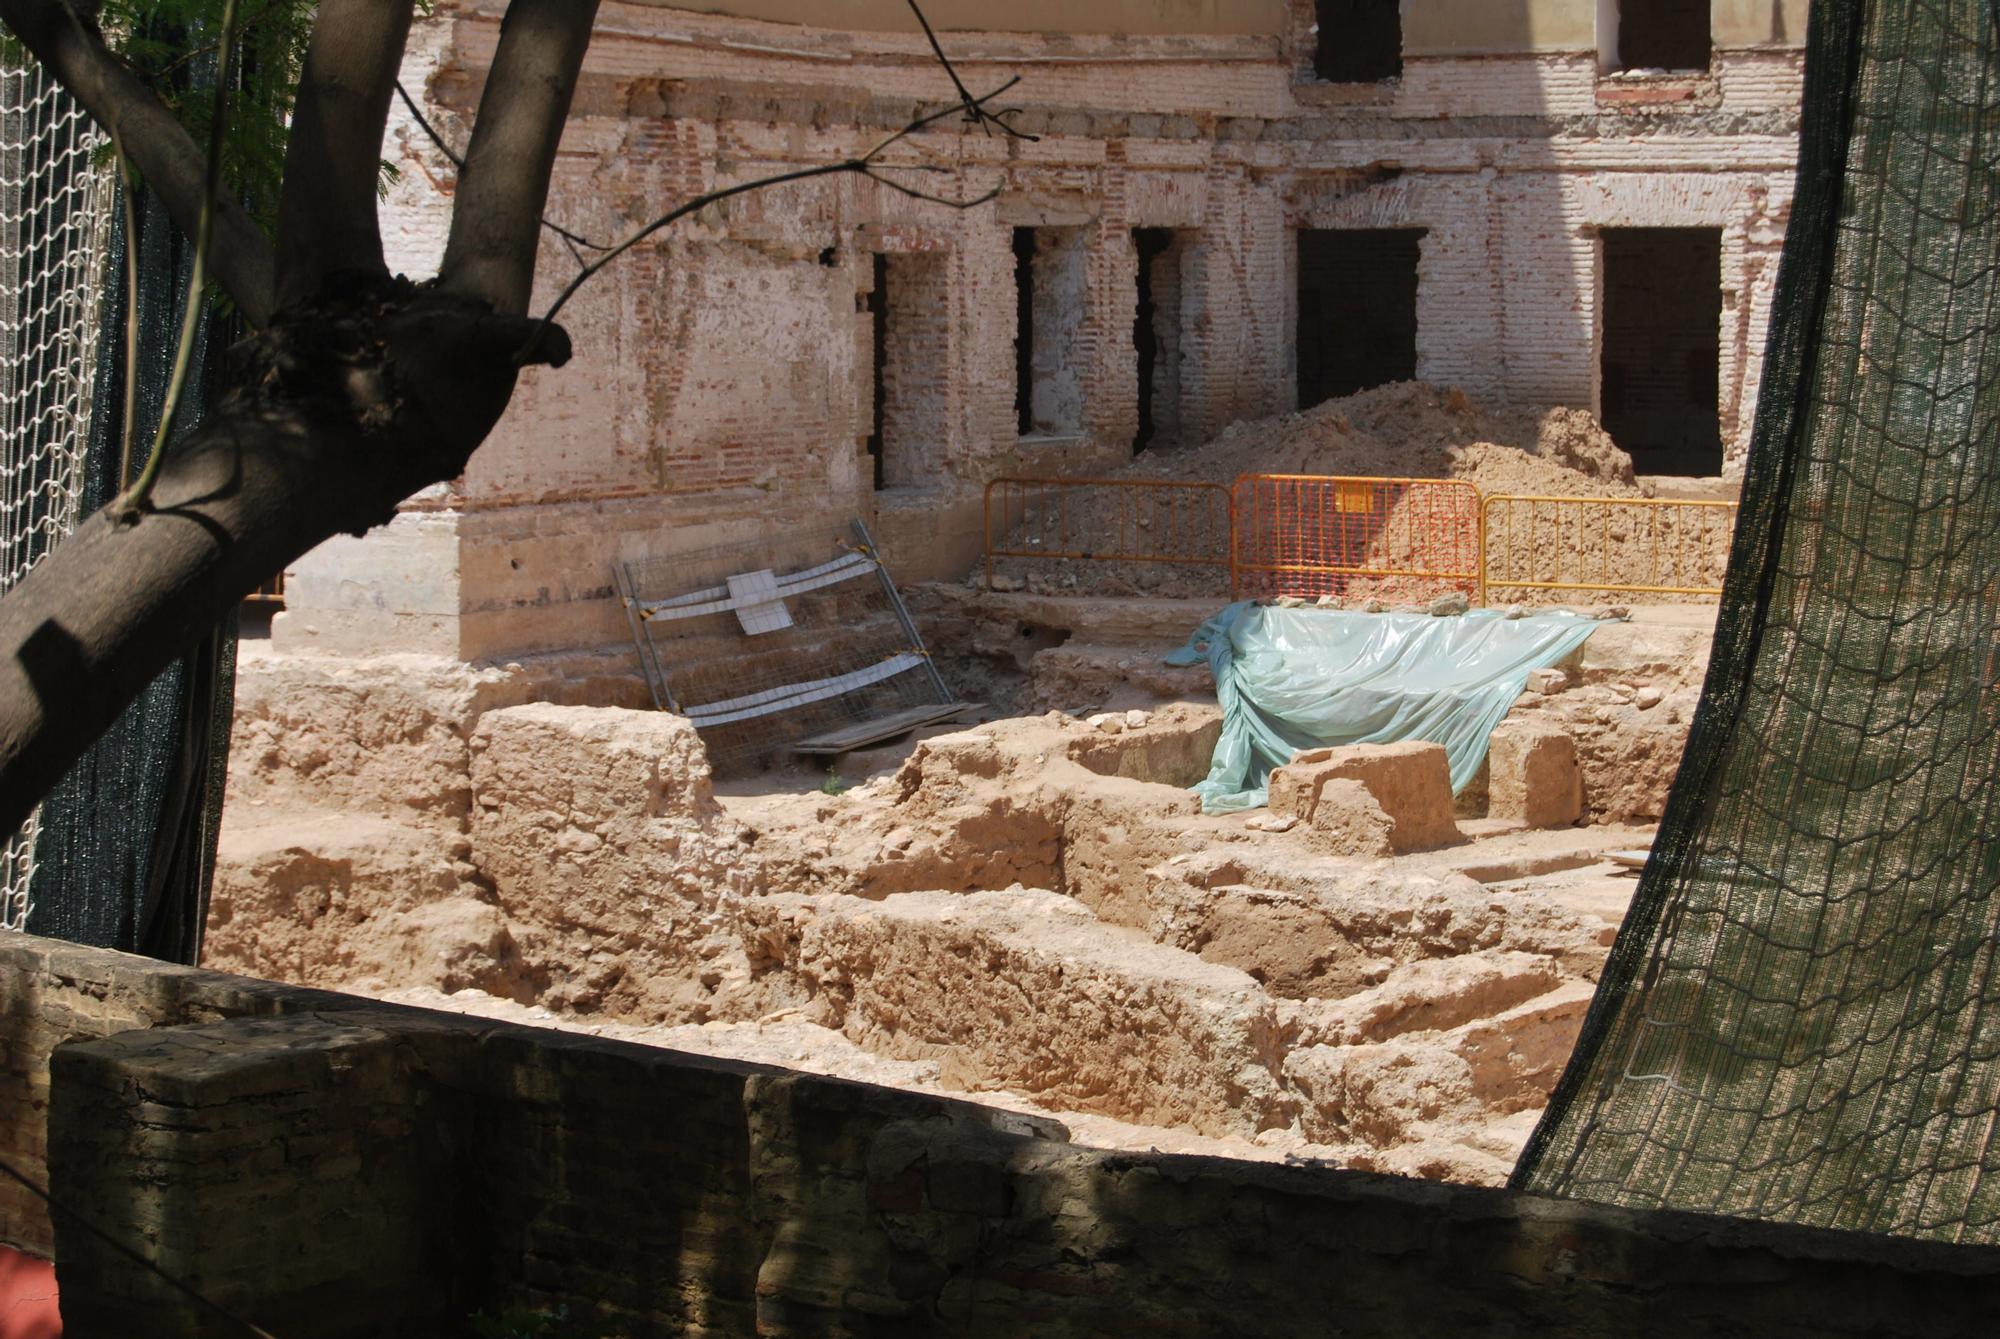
(207, 593, 1714, 1186)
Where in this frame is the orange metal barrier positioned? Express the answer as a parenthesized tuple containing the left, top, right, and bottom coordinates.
(245, 572, 286, 606)
(982, 476, 1233, 589)
(1482, 495, 1738, 601)
(1229, 474, 1483, 602)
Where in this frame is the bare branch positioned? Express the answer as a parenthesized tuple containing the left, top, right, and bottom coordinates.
(437, 0, 601, 315)
(111, 137, 140, 489)
(0, 290, 572, 835)
(0, 0, 277, 325)
(274, 0, 416, 307)
(533, 78, 1021, 335)
(870, 169, 1002, 210)
(902, 0, 1037, 140)
(116, 0, 243, 516)
(393, 80, 611, 260)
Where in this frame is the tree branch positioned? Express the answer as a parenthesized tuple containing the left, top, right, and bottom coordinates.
(392, 79, 611, 263)
(274, 0, 416, 307)
(0, 288, 571, 834)
(0, 0, 277, 325)
(901, 0, 1037, 140)
(116, 0, 242, 516)
(533, 78, 1018, 334)
(437, 0, 601, 315)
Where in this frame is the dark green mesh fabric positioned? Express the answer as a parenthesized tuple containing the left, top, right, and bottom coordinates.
(1514, 0, 2000, 1242)
(22, 177, 236, 964)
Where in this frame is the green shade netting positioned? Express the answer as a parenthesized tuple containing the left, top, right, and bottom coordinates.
(23, 174, 235, 963)
(1167, 603, 1601, 813)
(1515, 0, 2000, 1244)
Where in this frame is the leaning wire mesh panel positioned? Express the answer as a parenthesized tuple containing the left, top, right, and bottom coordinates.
(617, 527, 952, 776)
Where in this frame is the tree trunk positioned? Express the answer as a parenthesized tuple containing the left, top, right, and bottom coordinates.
(0, 285, 570, 833)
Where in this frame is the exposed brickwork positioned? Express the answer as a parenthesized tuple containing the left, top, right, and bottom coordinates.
(0, 934, 360, 1257)
(280, 6, 1805, 661)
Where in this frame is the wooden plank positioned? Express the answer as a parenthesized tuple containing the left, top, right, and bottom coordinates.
(791, 702, 977, 755)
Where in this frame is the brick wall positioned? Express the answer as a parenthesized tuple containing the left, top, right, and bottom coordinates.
(278, 6, 1805, 661)
(9, 932, 1999, 1338)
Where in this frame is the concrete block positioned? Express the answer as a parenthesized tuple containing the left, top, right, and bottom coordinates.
(1488, 723, 1582, 829)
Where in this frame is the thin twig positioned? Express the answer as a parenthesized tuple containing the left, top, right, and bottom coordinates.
(0, 1156, 281, 1339)
(392, 80, 610, 262)
(520, 0, 1030, 352)
(117, 0, 242, 516)
(873, 171, 1002, 210)
(901, 0, 1037, 140)
(531, 78, 1019, 341)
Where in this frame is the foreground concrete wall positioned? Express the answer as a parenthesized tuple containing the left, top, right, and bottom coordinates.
(0, 935, 364, 1257)
(272, 1, 1804, 663)
(6, 932, 1999, 1338)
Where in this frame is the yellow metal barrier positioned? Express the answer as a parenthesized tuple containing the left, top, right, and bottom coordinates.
(1481, 495, 1738, 602)
(245, 572, 286, 606)
(982, 476, 1233, 590)
(1229, 473, 1483, 603)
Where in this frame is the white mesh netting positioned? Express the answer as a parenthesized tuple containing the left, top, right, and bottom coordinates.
(0, 59, 109, 930)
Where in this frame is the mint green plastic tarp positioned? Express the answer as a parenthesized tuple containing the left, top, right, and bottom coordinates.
(1166, 603, 1602, 813)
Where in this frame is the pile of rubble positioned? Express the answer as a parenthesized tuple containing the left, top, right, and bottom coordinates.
(990, 383, 1646, 599)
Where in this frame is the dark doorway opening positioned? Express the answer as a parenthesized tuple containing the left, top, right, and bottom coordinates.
(1132, 227, 1191, 455)
(1313, 0, 1403, 84)
(1013, 227, 1036, 436)
(868, 251, 951, 489)
(867, 253, 888, 490)
(1013, 225, 1088, 437)
(1296, 228, 1422, 410)
(1601, 227, 1723, 476)
(1616, 0, 1710, 72)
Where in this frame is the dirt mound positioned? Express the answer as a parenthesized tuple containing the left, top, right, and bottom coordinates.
(1132, 383, 1638, 493)
(988, 384, 1642, 599)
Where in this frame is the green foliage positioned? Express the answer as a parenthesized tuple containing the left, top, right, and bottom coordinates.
(468, 1305, 623, 1339)
(819, 764, 849, 796)
(99, 0, 317, 226)
(2, 2, 438, 231)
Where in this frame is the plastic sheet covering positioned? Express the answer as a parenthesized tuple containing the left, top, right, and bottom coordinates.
(1167, 603, 1601, 813)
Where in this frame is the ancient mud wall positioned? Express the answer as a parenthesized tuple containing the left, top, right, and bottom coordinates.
(275, 1, 1804, 664)
(6, 932, 1995, 1339)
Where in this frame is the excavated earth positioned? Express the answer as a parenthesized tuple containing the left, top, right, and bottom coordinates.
(985, 382, 1735, 603)
(206, 597, 1714, 1185)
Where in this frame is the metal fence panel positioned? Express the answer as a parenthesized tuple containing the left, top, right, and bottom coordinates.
(1482, 495, 1737, 602)
(1229, 473, 1483, 603)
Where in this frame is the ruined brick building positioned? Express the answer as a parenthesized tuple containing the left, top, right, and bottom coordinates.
(276, 0, 1805, 664)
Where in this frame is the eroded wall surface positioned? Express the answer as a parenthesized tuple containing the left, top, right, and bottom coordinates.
(278, 1, 1803, 662)
(7, 931, 1998, 1339)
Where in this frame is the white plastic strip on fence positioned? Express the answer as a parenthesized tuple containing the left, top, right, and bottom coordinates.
(684, 653, 926, 728)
